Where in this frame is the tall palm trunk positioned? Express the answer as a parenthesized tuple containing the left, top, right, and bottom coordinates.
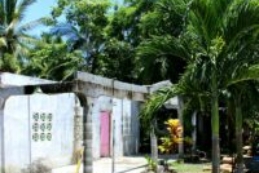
(150, 123, 158, 171)
(235, 98, 244, 173)
(211, 70, 220, 173)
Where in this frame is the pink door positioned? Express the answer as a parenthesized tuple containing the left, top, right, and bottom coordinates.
(100, 111, 110, 157)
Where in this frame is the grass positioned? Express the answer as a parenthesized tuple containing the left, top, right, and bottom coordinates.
(169, 162, 211, 173)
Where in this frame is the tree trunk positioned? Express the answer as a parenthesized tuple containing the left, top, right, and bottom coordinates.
(211, 72, 220, 173)
(150, 124, 158, 171)
(177, 96, 184, 159)
(235, 101, 243, 173)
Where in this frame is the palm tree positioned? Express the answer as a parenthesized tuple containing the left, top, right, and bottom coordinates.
(0, 0, 48, 72)
(135, 0, 188, 84)
(140, 0, 259, 173)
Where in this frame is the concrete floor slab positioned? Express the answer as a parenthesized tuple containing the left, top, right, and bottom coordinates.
(52, 156, 147, 173)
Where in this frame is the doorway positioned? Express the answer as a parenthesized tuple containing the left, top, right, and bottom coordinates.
(100, 111, 111, 157)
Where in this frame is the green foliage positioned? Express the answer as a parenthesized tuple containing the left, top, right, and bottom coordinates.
(0, 0, 50, 72)
(23, 34, 83, 80)
(159, 137, 175, 154)
(51, 0, 111, 73)
(49, 0, 188, 83)
(0, 53, 22, 73)
(135, 0, 188, 84)
(141, 0, 259, 129)
(96, 38, 135, 81)
(145, 155, 157, 171)
(136, 35, 186, 84)
(140, 0, 259, 171)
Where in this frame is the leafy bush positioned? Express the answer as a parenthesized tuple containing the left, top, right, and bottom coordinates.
(158, 119, 183, 154)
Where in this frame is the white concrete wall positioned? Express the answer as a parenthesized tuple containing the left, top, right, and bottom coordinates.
(112, 98, 123, 157)
(92, 96, 109, 159)
(91, 96, 140, 159)
(130, 101, 140, 154)
(123, 100, 140, 155)
(3, 96, 30, 173)
(122, 99, 131, 155)
(3, 93, 75, 173)
(92, 96, 124, 159)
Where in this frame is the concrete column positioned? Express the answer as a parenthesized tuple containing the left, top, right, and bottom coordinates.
(130, 101, 140, 155)
(111, 98, 123, 157)
(122, 99, 131, 155)
(73, 99, 83, 163)
(83, 97, 94, 173)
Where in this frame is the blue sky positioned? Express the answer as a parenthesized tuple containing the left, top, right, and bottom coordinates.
(24, 0, 123, 35)
(24, 0, 57, 35)
(25, 0, 124, 21)
(24, 0, 56, 23)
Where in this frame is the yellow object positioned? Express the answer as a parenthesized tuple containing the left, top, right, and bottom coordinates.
(158, 118, 183, 153)
(75, 147, 84, 173)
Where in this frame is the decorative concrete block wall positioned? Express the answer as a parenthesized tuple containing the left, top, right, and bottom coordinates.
(2, 93, 76, 173)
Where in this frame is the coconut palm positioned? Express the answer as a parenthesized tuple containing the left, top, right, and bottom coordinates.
(140, 0, 259, 172)
(0, 0, 48, 72)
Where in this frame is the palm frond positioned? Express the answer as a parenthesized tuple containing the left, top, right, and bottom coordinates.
(50, 23, 80, 39)
(0, 25, 5, 34)
(0, 0, 5, 24)
(5, 0, 17, 24)
(15, 0, 36, 21)
(15, 41, 31, 56)
(17, 33, 38, 45)
(18, 17, 53, 32)
(140, 86, 180, 124)
(227, 63, 259, 87)
(224, 0, 259, 43)
(0, 37, 7, 47)
(137, 35, 190, 61)
(5, 18, 18, 35)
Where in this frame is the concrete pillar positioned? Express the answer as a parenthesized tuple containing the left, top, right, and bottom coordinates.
(73, 99, 83, 163)
(122, 99, 131, 155)
(111, 98, 123, 157)
(130, 101, 140, 155)
(83, 97, 94, 173)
